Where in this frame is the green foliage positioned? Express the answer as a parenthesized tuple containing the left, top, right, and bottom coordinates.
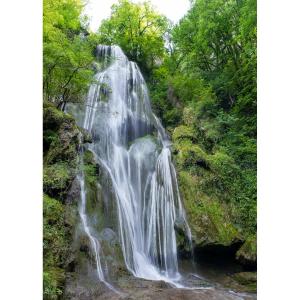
(43, 102, 80, 202)
(98, 0, 169, 75)
(83, 150, 98, 186)
(178, 171, 239, 246)
(43, 163, 73, 200)
(148, 0, 257, 244)
(43, 195, 70, 299)
(43, 0, 95, 108)
(43, 271, 64, 300)
(172, 125, 196, 142)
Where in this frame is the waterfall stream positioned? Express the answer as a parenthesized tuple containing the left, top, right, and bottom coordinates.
(69, 45, 192, 288)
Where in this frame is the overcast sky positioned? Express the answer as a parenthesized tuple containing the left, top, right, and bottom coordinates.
(84, 0, 191, 32)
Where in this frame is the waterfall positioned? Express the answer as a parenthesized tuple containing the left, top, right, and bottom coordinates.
(71, 45, 192, 286)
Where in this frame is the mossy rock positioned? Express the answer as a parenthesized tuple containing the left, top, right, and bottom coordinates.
(43, 101, 80, 167)
(43, 163, 74, 200)
(231, 272, 257, 293)
(178, 171, 240, 247)
(43, 101, 73, 131)
(236, 234, 257, 267)
(43, 195, 73, 299)
(232, 271, 256, 285)
(43, 268, 65, 300)
(45, 123, 80, 166)
(43, 195, 72, 266)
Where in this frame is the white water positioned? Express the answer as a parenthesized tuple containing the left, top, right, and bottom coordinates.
(77, 169, 119, 292)
(73, 45, 192, 287)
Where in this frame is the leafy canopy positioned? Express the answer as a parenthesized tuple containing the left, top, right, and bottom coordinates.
(98, 0, 169, 75)
(43, 0, 95, 108)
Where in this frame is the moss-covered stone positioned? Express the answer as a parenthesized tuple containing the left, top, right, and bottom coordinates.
(178, 171, 240, 247)
(231, 272, 257, 293)
(43, 101, 81, 201)
(43, 102, 81, 299)
(43, 101, 73, 132)
(43, 163, 74, 200)
(43, 268, 65, 300)
(43, 194, 74, 299)
(236, 235, 257, 267)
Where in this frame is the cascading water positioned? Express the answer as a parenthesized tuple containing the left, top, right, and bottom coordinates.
(71, 45, 192, 288)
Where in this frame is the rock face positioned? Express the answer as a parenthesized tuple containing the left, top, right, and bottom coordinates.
(64, 276, 256, 300)
(43, 101, 81, 201)
(236, 236, 257, 269)
(43, 102, 82, 299)
(43, 101, 257, 299)
(170, 114, 257, 270)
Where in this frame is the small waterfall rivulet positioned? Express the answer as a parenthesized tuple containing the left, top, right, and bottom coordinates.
(69, 45, 193, 288)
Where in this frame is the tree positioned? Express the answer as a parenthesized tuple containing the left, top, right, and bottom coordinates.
(149, 0, 257, 236)
(43, 0, 95, 109)
(98, 0, 169, 75)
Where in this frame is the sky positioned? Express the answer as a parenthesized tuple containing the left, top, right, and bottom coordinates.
(84, 0, 191, 32)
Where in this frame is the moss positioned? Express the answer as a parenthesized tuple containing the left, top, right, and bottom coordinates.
(83, 150, 98, 186)
(173, 140, 208, 170)
(236, 234, 257, 264)
(231, 272, 257, 293)
(43, 269, 64, 300)
(44, 123, 79, 166)
(43, 163, 74, 200)
(43, 195, 71, 299)
(178, 171, 239, 246)
(43, 101, 73, 131)
(43, 102, 81, 299)
(43, 101, 80, 167)
(44, 130, 60, 153)
(43, 102, 81, 200)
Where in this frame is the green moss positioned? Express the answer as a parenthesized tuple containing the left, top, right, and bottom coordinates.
(43, 101, 73, 131)
(236, 234, 257, 263)
(178, 171, 239, 246)
(43, 269, 64, 300)
(43, 102, 81, 299)
(44, 130, 59, 153)
(231, 272, 257, 293)
(43, 163, 74, 200)
(173, 140, 208, 170)
(83, 150, 97, 186)
(43, 101, 79, 167)
(43, 194, 71, 299)
(44, 121, 79, 167)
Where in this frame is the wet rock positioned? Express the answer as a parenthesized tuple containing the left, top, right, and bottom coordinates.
(79, 236, 91, 254)
(66, 177, 81, 205)
(232, 272, 257, 285)
(174, 216, 187, 236)
(80, 127, 93, 143)
(101, 228, 117, 242)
